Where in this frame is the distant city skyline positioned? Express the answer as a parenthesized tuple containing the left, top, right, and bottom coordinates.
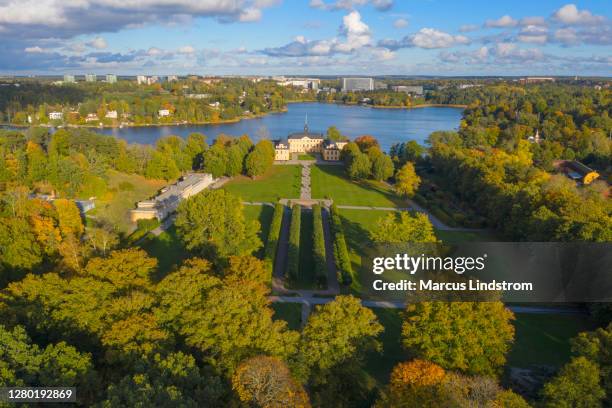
(0, 0, 610, 76)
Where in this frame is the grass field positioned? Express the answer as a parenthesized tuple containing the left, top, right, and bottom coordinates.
(298, 153, 317, 160)
(365, 308, 408, 384)
(243, 204, 274, 258)
(311, 165, 404, 207)
(508, 313, 595, 368)
(295, 210, 317, 289)
(223, 165, 301, 202)
(91, 170, 166, 234)
(139, 226, 189, 279)
(272, 303, 302, 330)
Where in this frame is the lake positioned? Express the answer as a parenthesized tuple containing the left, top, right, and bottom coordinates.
(94, 103, 463, 151)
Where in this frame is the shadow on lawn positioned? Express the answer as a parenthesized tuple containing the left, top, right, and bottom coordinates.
(314, 165, 405, 207)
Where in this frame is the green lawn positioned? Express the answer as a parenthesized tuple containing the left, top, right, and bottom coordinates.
(92, 170, 166, 234)
(139, 226, 189, 279)
(298, 153, 317, 160)
(311, 165, 404, 207)
(272, 303, 302, 330)
(294, 210, 317, 289)
(435, 229, 501, 243)
(508, 313, 595, 368)
(365, 308, 408, 385)
(243, 204, 274, 258)
(223, 165, 301, 202)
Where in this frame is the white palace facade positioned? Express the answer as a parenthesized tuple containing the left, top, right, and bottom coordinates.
(274, 123, 347, 161)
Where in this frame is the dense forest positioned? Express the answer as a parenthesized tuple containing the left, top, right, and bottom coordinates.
(0, 78, 313, 126)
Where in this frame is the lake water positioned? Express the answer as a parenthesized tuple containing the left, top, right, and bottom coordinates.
(89, 103, 463, 151)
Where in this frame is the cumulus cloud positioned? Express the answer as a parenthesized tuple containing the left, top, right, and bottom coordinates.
(517, 25, 548, 44)
(440, 42, 544, 66)
(262, 10, 372, 56)
(309, 0, 393, 12)
(393, 18, 408, 29)
(552, 4, 605, 25)
(0, 0, 278, 41)
(379, 28, 470, 50)
(519, 16, 547, 27)
(485, 15, 518, 28)
(87, 37, 108, 49)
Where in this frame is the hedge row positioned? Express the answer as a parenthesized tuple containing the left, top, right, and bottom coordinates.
(312, 204, 327, 288)
(329, 204, 353, 286)
(264, 203, 284, 273)
(287, 204, 301, 282)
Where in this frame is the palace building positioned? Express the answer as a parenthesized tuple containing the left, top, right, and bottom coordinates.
(274, 120, 348, 161)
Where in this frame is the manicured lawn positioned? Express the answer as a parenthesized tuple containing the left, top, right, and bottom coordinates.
(223, 165, 301, 202)
(311, 165, 404, 207)
(139, 226, 189, 279)
(92, 170, 166, 234)
(364, 308, 408, 385)
(243, 204, 274, 258)
(298, 153, 317, 160)
(507, 313, 595, 368)
(272, 303, 302, 330)
(295, 210, 317, 289)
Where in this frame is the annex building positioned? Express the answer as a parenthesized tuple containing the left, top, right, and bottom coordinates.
(274, 123, 348, 161)
(130, 173, 216, 222)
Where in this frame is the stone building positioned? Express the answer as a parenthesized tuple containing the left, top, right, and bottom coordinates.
(274, 121, 348, 161)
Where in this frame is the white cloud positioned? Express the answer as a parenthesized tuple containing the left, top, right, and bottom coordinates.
(87, 36, 108, 49)
(178, 45, 195, 54)
(518, 25, 548, 44)
(393, 18, 408, 29)
(238, 7, 262, 22)
(485, 15, 518, 28)
(24, 46, 45, 53)
(338, 10, 371, 50)
(410, 28, 470, 49)
(552, 4, 605, 25)
(147, 47, 163, 56)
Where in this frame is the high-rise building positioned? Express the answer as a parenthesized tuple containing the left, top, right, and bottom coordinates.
(106, 74, 117, 83)
(341, 77, 374, 92)
(136, 75, 147, 85)
(85, 74, 97, 82)
(63, 74, 75, 83)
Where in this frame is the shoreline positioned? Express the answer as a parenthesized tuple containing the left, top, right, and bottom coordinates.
(0, 101, 464, 130)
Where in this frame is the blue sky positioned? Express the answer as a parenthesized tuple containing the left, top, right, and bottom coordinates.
(0, 0, 610, 76)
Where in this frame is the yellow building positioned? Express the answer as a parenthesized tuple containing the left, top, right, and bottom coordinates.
(274, 122, 348, 161)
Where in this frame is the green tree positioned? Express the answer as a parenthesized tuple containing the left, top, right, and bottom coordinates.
(402, 301, 515, 376)
(145, 151, 180, 180)
(370, 212, 437, 243)
(175, 189, 261, 259)
(394, 162, 421, 198)
(224, 255, 269, 284)
(371, 153, 394, 181)
(570, 323, 612, 399)
(347, 153, 371, 179)
(299, 295, 383, 375)
(326, 126, 346, 142)
(541, 356, 605, 408)
(203, 145, 228, 178)
(245, 140, 274, 178)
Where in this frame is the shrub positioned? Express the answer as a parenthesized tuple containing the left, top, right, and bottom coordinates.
(264, 203, 284, 273)
(312, 204, 327, 288)
(287, 204, 301, 281)
(329, 204, 353, 286)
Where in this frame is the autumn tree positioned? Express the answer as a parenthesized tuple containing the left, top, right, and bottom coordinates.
(370, 211, 437, 243)
(541, 356, 605, 408)
(402, 301, 515, 376)
(246, 140, 275, 178)
(394, 162, 421, 198)
(175, 189, 261, 260)
(232, 356, 310, 408)
(224, 255, 269, 284)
